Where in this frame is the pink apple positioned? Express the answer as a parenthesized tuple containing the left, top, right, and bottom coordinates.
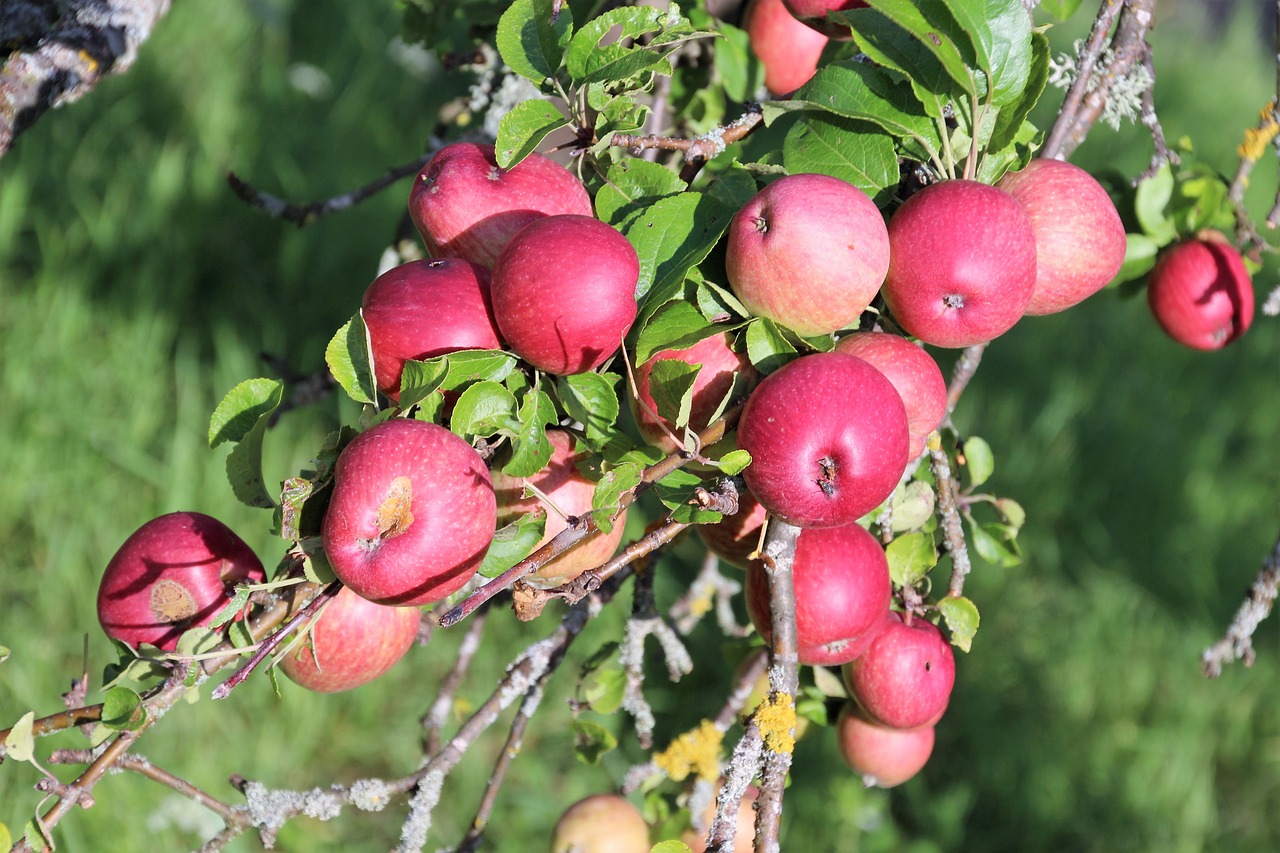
(409, 142, 593, 269)
(781, 0, 864, 38)
(882, 180, 1037, 348)
(696, 487, 768, 569)
(744, 521, 892, 666)
(361, 258, 503, 402)
(97, 512, 266, 651)
(551, 794, 650, 853)
(834, 332, 947, 459)
(1147, 235, 1254, 350)
(843, 612, 955, 730)
(322, 419, 496, 606)
(278, 585, 420, 693)
(743, 0, 828, 96)
(996, 158, 1127, 315)
(726, 173, 890, 336)
(835, 702, 935, 788)
(491, 429, 628, 587)
(737, 352, 909, 528)
(491, 214, 639, 375)
(631, 332, 758, 455)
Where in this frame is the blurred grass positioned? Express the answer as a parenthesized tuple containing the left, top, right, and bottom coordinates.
(1, 1, 1280, 851)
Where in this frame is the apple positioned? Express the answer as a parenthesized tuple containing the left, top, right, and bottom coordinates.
(882, 180, 1037, 348)
(1147, 235, 1254, 350)
(834, 331, 947, 459)
(996, 158, 1127, 315)
(490, 214, 639, 375)
(491, 429, 628, 587)
(743, 0, 828, 96)
(322, 419, 496, 606)
(842, 612, 955, 730)
(781, 0, 864, 38)
(361, 258, 503, 402)
(277, 585, 420, 693)
(631, 332, 758, 456)
(97, 511, 266, 651)
(681, 783, 758, 853)
(408, 142, 593, 270)
(737, 351, 909, 528)
(835, 702, 934, 788)
(551, 794, 650, 853)
(744, 521, 892, 666)
(696, 486, 767, 569)
(725, 173, 890, 336)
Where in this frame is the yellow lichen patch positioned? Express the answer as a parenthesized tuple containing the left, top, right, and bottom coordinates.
(1238, 106, 1279, 161)
(654, 719, 723, 782)
(755, 692, 797, 756)
(688, 589, 714, 618)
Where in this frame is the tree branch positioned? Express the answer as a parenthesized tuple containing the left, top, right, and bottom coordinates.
(1202, 532, 1280, 677)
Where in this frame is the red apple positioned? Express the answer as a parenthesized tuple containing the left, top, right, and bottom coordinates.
(97, 512, 265, 651)
(361, 258, 503, 402)
(996, 158, 1127, 315)
(843, 612, 955, 730)
(1147, 236, 1254, 350)
(726, 173, 889, 336)
(737, 352, 909, 528)
(743, 0, 828, 96)
(781, 0, 864, 38)
(882, 180, 1037, 348)
(278, 585, 420, 693)
(835, 702, 935, 788)
(834, 332, 947, 459)
(696, 487, 768, 569)
(491, 429, 628, 587)
(551, 794, 650, 853)
(409, 142, 593, 269)
(744, 522, 892, 666)
(631, 332, 758, 455)
(681, 783, 758, 853)
(491, 214, 639, 375)
(322, 419, 496, 606)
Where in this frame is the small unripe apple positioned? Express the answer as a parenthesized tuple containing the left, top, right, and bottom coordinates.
(278, 585, 420, 693)
(97, 512, 266, 651)
(737, 352, 909, 528)
(743, 0, 828, 96)
(408, 142, 593, 269)
(843, 612, 955, 730)
(882, 180, 1037, 348)
(782, 0, 864, 38)
(1147, 235, 1254, 350)
(726, 173, 890, 336)
(551, 794, 650, 853)
(491, 429, 628, 587)
(322, 419, 496, 607)
(361, 258, 503, 402)
(745, 522, 892, 666)
(491, 214, 639, 375)
(696, 487, 767, 569)
(835, 702, 935, 788)
(834, 332, 947, 459)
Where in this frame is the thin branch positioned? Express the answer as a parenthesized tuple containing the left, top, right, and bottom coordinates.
(929, 432, 972, 599)
(1203, 532, 1280, 677)
(611, 104, 764, 183)
(422, 605, 490, 755)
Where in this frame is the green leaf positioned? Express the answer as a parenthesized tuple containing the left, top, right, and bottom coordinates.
(4, 711, 34, 763)
(938, 595, 980, 652)
(847, 1, 978, 99)
(891, 480, 936, 532)
(24, 820, 49, 853)
(504, 390, 558, 477)
(713, 20, 762, 103)
(886, 531, 938, 587)
(1114, 232, 1160, 285)
(0, 821, 10, 850)
(940, 0, 1033, 106)
(395, 358, 448, 409)
(579, 653, 628, 714)
(209, 378, 285, 448)
(423, 350, 519, 392)
(1134, 162, 1177, 242)
(325, 314, 377, 405)
(812, 665, 848, 699)
(716, 449, 752, 476)
(0, 644, 9, 665)
(648, 360, 701, 430)
(987, 30, 1049, 153)
(450, 381, 519, 440)
(995, 497, 1026, 531)
(966, 515, 1022, 566)
(565, 6, 678, 85)
(571, 719, 618, 764)
(1039, 0, 1084, 20)
(478, 512, 547, 578)
(494, 100, 569, 169)
(209, 585, 252, 629)
(651, 843, 695, 853)
(100, 686, 147, 731)
(962, 435, 994, 488)
(635, 300, 721, 364)
(783, 113, 899, 203)
(841, 7, 955, 119)
(558, 372, 622, 444)
(495, 0, 574, 85)
(695, 277, 751, 322)
(623, 191, 739, 305)
(744, 318, 797, 375)
(279, 476, 314, 542)
(592, 461, 644, 534)
(595, 159, 687, 226)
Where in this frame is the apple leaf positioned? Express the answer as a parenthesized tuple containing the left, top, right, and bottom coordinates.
(413, 350, 518, 394)
(397, 357, 449, 410)
(4, 712, 34, 763)
(744, 318, 797, 375)
(503, 389, 558, 478)
(635, 300, 723, 364)
(886, 532, 938, 587)
(101, 686, 147, 732)
(624, 191, 739, 306)
(811, 664, 848, 699)
(0, 644, 10, 665)
(716, 449, 751, 476)
(450, 381, 519, 441)
(891, 480, 936, 532)
(1134, 162, 1177, 243)
(495, 0, 574, 86)
(711, 19, 762, 104)
(938, 595, 980, 652)
(325, 314, 378, 406)
(209, 378, 284, 509)
(965, 515, 1022, 567)
(557, 372, 621, 445)
(1038, 0, 1084, 21)
(940, 0, 1033, 107)
(651, 842, 694, 853)
(591, 461, 644, 534)
(840, 8, 952, 120)
(695, 276, 750, 323)
(1113, 233, 1160, 286)
(852, 1, 979, 101)
(494, 100, 569, 169)
(995, 497, 1026, 531)
(961, 435, 994, 488)
(564, 6, 686, 85)
(595, 159, 687, 226)
(478, 512, 547, 579)
(783, 113, 899, 204)
(648, 359, 701, 431)
(577, 643, 627, 714)
(0, 821, 11, 850)
(570, 719, 618, 764)
(987, 30, 1049, 154)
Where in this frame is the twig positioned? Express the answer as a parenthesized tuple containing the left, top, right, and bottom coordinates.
(1202, 532, 1280, 677)
(929, 432, 972, 599)
(422, 604, 490, 755)
(670, 551, 750, 638)
(611, 104, 764, 183)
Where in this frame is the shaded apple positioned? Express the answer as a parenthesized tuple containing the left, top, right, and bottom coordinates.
(408, 142, 593, 269)
(996, 158, 1127, 315)
(551, 794, 650, 853)
(882, 180, 1037, 348)
(491, 429, 628, 587)
(737, 352, 909, 528)
(726, 173, 889, 336)
(97, 511, 266, 651)
(843, 612, 955, 730)
(835, 702, 935, 788)
(278, 585, 420, 693)
(491, 214, 639, 375)
(743, 0, 828, 96)
(322, 419, 496, 606)
(782, 0, 864, 38)
(681, 782, 759, 853)
(361, 258, 503, 402)
(1147, 235, 1254, 350)
(696, 486, 767, 569)
(834, 331, 947, 459)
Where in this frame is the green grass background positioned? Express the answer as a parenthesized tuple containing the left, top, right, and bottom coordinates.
(2, 1, 1279, 850)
